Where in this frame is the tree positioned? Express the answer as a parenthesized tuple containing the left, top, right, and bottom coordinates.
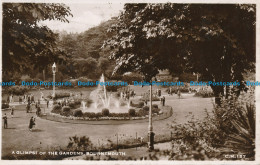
(104, 4, 255, 98)
(2, 3, 72, 79)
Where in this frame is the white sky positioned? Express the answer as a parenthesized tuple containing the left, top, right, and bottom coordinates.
(39, 3, 125, 33)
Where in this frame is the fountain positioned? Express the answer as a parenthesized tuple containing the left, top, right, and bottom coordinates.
(81, 74, 131, 113)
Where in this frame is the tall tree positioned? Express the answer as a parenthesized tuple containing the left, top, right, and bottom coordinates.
(104, 4, 255, 97)
(2, 3, 72, 78)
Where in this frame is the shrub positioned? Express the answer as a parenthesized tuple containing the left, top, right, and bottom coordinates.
(67, 135, 93, 151)
(138, 102, 144, 108)
(102, 108, 110, 116)
(194, 90, 214, 98)
(2, 86, 29, 95)
(68, 101, 81, 109)
(152, 104, 158, 109)
(73, 109, 83, 117)
(54, 92, 70, 99)
(61, 106, 72, 116)
(128, 109, 136, 117)
(106, 85, 120, 92)
(2, 103, 9, 109)
(51, 105, 62, 114)
(137, 109, 149, 116)
(140, 95, 160, 101)
(142, 106, 149, 111)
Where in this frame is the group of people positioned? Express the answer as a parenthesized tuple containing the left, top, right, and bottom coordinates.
(3, 113, 36, 131)
(120, 88, 136, 100)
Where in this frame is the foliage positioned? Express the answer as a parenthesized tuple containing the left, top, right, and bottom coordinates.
(54, 92, 70, 99)
(57, 18, 118, 79)
(51, 105, 62, 114)
(2, 3, 72, 78)
(2, 86, 29, 95)
(2, 103, 10, 109)
(68, 101, 81, 109)
(194, 90, 214, 98)
(73, 109, 83, 117)
(102, 108, 110, 116)
(152, 104, 158, 109)
(104, 3, 255, 96)
(67, 135, 93, 151)
(140, 94, 160, 101)
(61, 106, 71, 116)
(142, 106, 149, 111)
(128, 109, 136, 117)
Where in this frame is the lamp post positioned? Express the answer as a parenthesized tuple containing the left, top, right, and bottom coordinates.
(148, 78, 155, 151)
(52, 63, 56, 99)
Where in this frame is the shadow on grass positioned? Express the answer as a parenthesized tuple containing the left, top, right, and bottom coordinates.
(32, 129, 44, 132)
(3, 127, 16, 129)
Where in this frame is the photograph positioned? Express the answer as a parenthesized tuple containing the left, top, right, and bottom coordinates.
(1, 0, 258, 163)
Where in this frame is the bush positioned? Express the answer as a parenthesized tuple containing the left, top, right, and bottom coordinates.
(194, 90, 214, 98)
(68, 101, 81, 109)
(2, 86, 29, 95)
(102, 108, 110, 116)
(128, 109, 136, 117)
(73, 109, 83, 117)
(140, 95, 160, 101)
(61, 106, 72, 116)
(54, 92, 70, 99)
(138, 102, 144, 108)
(2, 103, 9, 109)
(51, 105, 62, 114)
(137, 109, 149, 116)
(106, 85, 120, 92)
(142, 106, 149, 111)
(152, 104, 158, 109)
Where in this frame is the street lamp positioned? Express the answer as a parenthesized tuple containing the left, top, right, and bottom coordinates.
(148, 77, 155, 151)
(52, 62, 56, 99)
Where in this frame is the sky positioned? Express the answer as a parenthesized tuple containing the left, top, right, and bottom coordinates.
(40, 3, 125, 33)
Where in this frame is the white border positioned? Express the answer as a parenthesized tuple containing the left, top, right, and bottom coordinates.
(0, 0, 259, 165)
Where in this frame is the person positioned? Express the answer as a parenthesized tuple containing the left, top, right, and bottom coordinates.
(19, 96, 22, 104)
(3, 113, 8, 129)
(26, 103, 30, 113)
(177, 90, 181, 99)
(11, 107, 14, 118)
(46, 100, 49, 108)
(158, 89, 161, 97)
(162, 96, 165, 106)
(36, 107, 41, 117)
(7, 95, 10, 103)
(31, 95, 34, 103)
(29, 117, 35, 131)
(145, 100, 148, 105)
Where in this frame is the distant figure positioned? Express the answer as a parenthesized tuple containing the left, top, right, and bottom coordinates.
(11, 107, 14, 118)
(36, 107, 41, 117)
(144, 100, 148, 105)
(29, 117, 35, 131)
(46, 100, 49, 108)
(26, 104, 29, 113)
(31, 95, 34, 103)
(162, 96, 165, 106)
(177, 90, 181, 99)
(158, 89, 161, 97)
(3, 113, 8, 129)
(19, 96, 22, 104)
(7, 95, 10, 103)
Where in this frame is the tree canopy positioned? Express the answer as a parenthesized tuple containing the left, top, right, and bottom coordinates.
(104, 4, 255, 96)
(2, 3, 72, 77)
